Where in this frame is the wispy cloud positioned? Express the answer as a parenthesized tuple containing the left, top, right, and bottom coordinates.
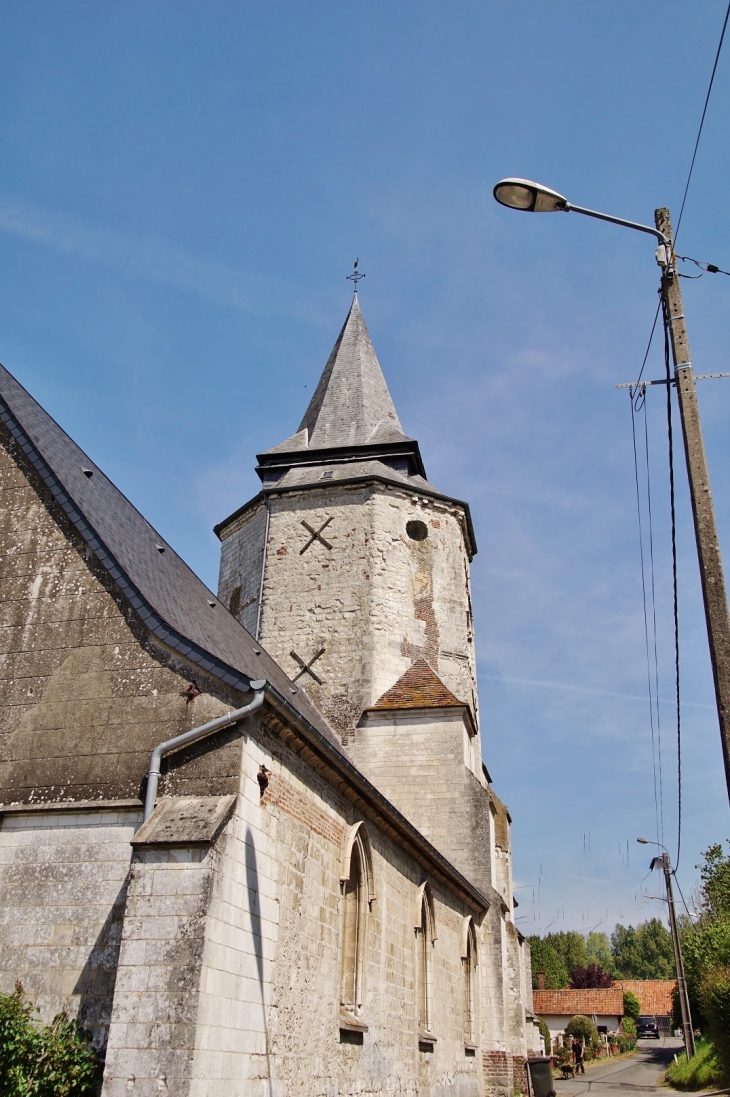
(480, 673, 714, 709)
(0, 191, 279, 313)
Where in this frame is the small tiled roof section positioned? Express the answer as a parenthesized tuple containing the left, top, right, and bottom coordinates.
(617, 980, 676, 1016)
(370, 658, 465, 711)
(533, 988, 624, 1017)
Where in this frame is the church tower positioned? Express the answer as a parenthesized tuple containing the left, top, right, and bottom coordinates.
(216, 294, 496, 892)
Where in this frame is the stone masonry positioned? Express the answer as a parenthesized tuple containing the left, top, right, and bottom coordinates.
(0, 297, 540, 1096)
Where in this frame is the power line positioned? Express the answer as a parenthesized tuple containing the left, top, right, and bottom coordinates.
(629, 388, 665, 848)
(675, 0, 730, 240)
(678, 254, 730, 278)
(642, 393, 666, 848)
(662, 300, 682, 872)
(634, 302, 661, 389)
(634, 5, 729, 383)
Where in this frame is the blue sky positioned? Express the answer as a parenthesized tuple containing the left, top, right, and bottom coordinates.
(1, 1, 729, 934)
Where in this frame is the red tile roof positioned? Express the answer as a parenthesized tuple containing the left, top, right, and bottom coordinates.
(617, 980, 676, 1016)
(369, 659, 465, 710)
(533, 988, 624, 1017)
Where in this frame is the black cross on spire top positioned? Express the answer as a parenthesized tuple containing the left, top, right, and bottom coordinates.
(346, 257, 366, 292)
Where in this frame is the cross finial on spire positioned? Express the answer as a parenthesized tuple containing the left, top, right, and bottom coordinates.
(345, 257, 366, 292)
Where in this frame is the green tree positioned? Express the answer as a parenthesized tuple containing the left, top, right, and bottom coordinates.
(699, 843, 730, 920)
(585, 931, 613, 973)
(699, 966, 730, 1081)
(678, 842, 730, 1036)
(610, 918, 674, 979)
(529, 936, 568, 989)
(622, 990, 641, 1021)
(543, 931, 588, 974)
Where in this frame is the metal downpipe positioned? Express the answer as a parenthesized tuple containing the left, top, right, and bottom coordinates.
(143, 680, 267, 820)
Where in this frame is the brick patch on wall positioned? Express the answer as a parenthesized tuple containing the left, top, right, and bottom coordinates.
(261, 772, 345, 847)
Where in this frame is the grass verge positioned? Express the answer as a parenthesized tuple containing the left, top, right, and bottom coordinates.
(665, 1039, 724, 1091)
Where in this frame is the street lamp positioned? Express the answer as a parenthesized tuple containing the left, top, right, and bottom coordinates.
(494, 177, 730, 806)
(637, 838, 694, 1057)
(493, 178, 669, 243)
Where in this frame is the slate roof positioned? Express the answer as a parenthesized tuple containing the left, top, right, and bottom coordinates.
(264, 294, 409, 452)
(0, 362, 340, 749)
(532, 988, 624, 1017)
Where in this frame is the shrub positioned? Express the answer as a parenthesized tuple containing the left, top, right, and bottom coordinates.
(666, 1038, 723, 1091)
(622, 1016, 636, 1037)
(537, 1017, 551, 1054)
(698, 966, 730, 1083)
(622, 990, 641, 1021)
(565, 1015, 600, 1049)
(0, 981, 101, 1096)
(617, 1034, 637, 1053)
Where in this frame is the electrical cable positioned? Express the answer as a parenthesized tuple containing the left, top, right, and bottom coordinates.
(634, 303, 661, 389)
(630, 388, 664, 848)
(677, 254, 730, 278)
(633, 5, 729, 384)
(673, 872, 694, 921)
(675, 0, 730, 240)
(642, 394, 666, 848)
(662, 300, 682, 872)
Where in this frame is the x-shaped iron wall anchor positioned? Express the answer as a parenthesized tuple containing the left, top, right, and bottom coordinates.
(290, 647, 326, 684)
(300, 516, 333, 554)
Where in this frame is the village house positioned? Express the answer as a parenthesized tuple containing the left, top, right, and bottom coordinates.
(532, 987, 624, 1045)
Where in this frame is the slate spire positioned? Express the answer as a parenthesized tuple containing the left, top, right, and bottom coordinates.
(296, 294, 408, 450)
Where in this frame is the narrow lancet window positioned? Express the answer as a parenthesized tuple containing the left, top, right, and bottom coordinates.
(340, 823, 375, 1023)
(415, 882, 436, 1036)
(462, 917, 479, 1045)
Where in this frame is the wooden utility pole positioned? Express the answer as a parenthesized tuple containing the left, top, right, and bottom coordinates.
(656, 206, 730, 805)
(661, 852, 695, 1058)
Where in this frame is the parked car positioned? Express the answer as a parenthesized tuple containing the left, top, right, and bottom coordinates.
(636, 1016, 660, 1039)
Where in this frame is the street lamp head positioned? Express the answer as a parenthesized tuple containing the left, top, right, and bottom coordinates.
(636, 837, 649, 844)
(493, 178, 568, 213)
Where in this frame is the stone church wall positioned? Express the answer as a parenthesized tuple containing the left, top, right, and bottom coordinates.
(0, 805, 141, 1051)
(101, 711, 494, 1096)
(0, 435, 245, 807)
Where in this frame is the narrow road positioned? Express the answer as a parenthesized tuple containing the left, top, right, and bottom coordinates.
(554, 1037, 684, 1097)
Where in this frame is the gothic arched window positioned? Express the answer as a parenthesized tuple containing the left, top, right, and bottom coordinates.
(339, 823, 375, 1021)
(462, 916, 479, 1046)
(415, 882, 437, 1036)
(461, 917, 478, 1044)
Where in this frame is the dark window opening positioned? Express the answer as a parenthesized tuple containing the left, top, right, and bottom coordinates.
(406, 520, 428, 541)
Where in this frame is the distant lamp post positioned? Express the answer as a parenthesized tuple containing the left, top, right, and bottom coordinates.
(637, 838, 695, 1057)
(494, 177, 730, 806)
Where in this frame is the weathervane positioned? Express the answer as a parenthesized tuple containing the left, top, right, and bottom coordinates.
(346, 257, 366, 292)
